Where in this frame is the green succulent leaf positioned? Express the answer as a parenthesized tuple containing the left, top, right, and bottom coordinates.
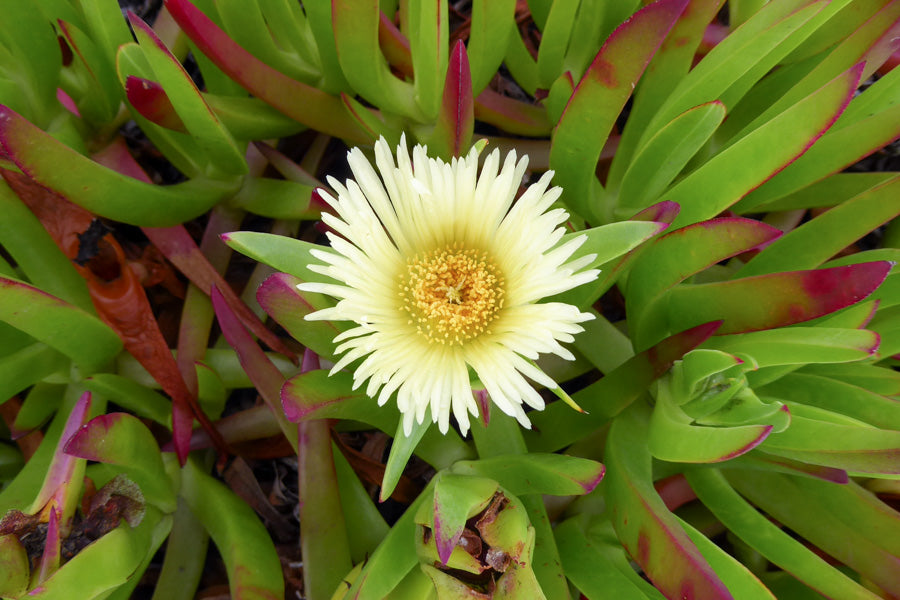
(551, 0, 688, 221)
(0, 278, 121, 373)
(450, 453, 604, 497)
(688, 468, 880, 600)
(605, 402, 731, 598)
(181, 459, 284, 599)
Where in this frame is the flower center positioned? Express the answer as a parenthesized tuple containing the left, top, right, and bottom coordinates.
(401, 244, 505, 345)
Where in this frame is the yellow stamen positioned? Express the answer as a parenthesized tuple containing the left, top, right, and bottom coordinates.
(401, 243, 504, 345)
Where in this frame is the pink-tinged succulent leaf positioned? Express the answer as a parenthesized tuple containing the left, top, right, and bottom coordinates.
(687, 469, 875, 600)
(739, 0, 900, 139)
(377, 11, 414, 78)
(56, 20, 119, 125)
(181, 460, 284, 599)
(125, 76, 188, 132)
(331, 0, 419, 118)
(164, 0, 369, 143)
(340, 93, 398, 144)
(553, 218, 670, 308)
(210, 286, 297, 449)
(667, 62, 863, 228)
(37, 507, 61, 583)
(727, 469, 900, 597)
(64, 412, 176, 512)
(429, 473, 498, 565)
(556, 517, 658, 598)
(0, 278, 120, 373)
(644, 261, 892, 348)
(627, 217, 782, 349)
(757, 372, 900, 432)
(762, 413, 900, 474)
(450, 454, 604, 497)
(550, 0, 688, 220)
(256, 272, 342, 361)
(648, 384, 777, 463)
(608, 0, 725, 185)
(31, 391, 91, 514)
(703, 327, 880, 368)
(429, 40, 474, 160)
(139, 226, 297, 361)
(617, 101, 726, 216)
(526, 321, 722, 453)
(127, 11, 247, 176)
(739, 174, 900, 277)
(281, 369, 397, 431)
(605, 403, 733, 599)
(0, 105, 238, 226)
(473, 87, 552, 137)
(679, 517, 779, 600)
(730, 451, 849, 484)
(0, 534, 29, 597)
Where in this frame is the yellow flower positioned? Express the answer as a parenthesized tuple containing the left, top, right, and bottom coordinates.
(300, 136, 597, 435)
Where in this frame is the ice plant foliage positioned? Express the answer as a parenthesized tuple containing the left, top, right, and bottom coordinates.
(300, 136, 598, 435)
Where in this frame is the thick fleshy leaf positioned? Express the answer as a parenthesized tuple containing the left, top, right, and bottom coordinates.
(605, 402, 732, 599)
(648, 380, 776, 463)
(730, 451, 849, 484)
(665, 63, 863, 228)
(679, 517, 777, 600)
(164, 0, 369, 142)
(0, 177, 92, 311)
(800, 362, 900, 396)
(0, 534, 28, 597)
(64, 413, 176, 512)
(626, 217, 782, 350)
(761, 413, 900, 474)
(181, 459, 284, 599)
(381, 419, 430, 502)
(298, 416, 352, 600)
(642, 262, 892, 346)
(607, 0, 725, 186)
(757, 372, 900, 431)
(738, 174, 900, 277)
(551, 0, 688, 220)
(425, 473, 498, 565)
(83, 374, 172, 429)
(210, 286, 296, 448)
(473, 88, 552, 137)
(702, 327, 879, 367)
(125, 76, 187, 132)
(256, 272, 341, 360)
(429, 40, 474, 159)
(687, 469, 879, 600)
(332, 0, 419, 118)
(128, 12, 247, 177)
(450, 453, 604, 497)
(617, 101, 726, 216)
(726, 470, 900, 597)
(467, 0, 516, 94)
(282, 370, 396, 430)
(555, 517, 662, 600)
(0, 344, 68, 407)
(0, 105, 239, 227)
(525, 321, 722, 452)
(0, 278, 120, 373)
(222, 231, 329, 283)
